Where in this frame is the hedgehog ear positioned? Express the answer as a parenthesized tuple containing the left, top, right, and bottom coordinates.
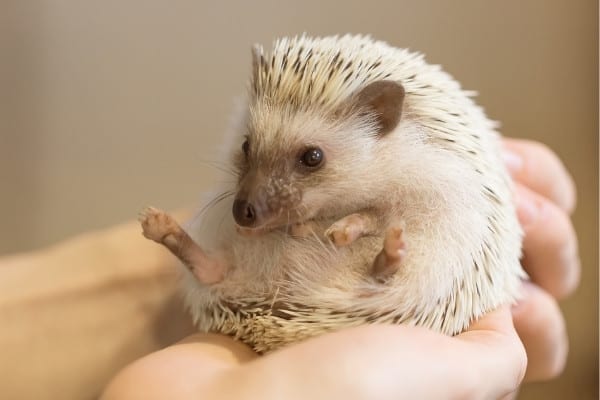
(354, 80, 405, 135)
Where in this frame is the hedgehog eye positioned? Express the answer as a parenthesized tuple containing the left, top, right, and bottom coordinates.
(299, 147, 324, 169)
(242, 139, 250, 157)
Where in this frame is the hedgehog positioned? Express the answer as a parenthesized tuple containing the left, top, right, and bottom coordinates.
(139, 34, 525, 353)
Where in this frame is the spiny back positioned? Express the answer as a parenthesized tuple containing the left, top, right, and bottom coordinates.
(250, 34, 497, 171)
(250, 35, 431, 112)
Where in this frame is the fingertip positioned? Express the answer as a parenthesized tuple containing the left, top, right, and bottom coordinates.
(514, 184, 544, 229)
(466, 306, 515, 334)
(511, 283, 568, 381)
(502, 138, 577, 214)
(514, 185, 581, 299)
(460, 306, 527, 396)
(501, 148, 524, 175)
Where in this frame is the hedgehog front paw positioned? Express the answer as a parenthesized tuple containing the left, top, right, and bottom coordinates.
(139, 206, 226, 285)
(325, 213, 374, 246)
(372, 223, 407, 282)
(138, 206, 180, 243)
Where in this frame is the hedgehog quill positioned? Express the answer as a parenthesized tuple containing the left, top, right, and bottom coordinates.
(139, 35, 525, 353)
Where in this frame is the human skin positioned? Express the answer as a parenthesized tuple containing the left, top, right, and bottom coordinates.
(102, 138, 579, 400)
(0, 210, 196, 399)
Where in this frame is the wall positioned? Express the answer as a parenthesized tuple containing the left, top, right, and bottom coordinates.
(1, 1, 597, 398)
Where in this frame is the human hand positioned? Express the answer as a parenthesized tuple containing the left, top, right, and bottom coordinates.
(102, 139, 578, 400)
(502, 138, 579, 382)
(102, 307, 526, 400)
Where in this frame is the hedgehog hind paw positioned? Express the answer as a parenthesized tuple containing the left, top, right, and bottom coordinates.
(372, 225, 406, 282)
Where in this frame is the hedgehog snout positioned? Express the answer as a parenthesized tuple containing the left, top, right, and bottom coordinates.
(232, 187, 272, 227)
(232, 191, 283, 228)
(233, 170, 302, 228)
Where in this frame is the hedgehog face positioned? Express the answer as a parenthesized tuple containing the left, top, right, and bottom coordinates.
(232, 80, 406, 233)
(231, 105, 333, 231)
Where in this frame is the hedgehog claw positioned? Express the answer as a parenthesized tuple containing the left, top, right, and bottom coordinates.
(137, 206, 155, 222)
(139, 206, 179, 243)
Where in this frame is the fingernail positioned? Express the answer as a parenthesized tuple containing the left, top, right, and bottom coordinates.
(511, 298, 524, 314)
(502, 149, 523, 175)
(511, 281, 534, 313)
(516, 191, 541, 228)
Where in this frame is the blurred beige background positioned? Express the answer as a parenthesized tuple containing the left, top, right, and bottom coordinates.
(1, 0, 597, 398)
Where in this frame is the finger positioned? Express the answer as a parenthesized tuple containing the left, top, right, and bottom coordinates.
(502, 138, 576, 214)
(461, 305, 516, 336)
(512, 282, 568, 382)
(499, 389, 520, 400)
(457, 307, 527, 398)
(248, 310, 527, 400)
(515, 184, 580, 299)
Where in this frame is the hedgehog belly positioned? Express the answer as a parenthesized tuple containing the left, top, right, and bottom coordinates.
(185, 226, 522, 354)
(186, 233, 389, 353)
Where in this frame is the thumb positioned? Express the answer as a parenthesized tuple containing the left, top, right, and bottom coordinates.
(456, 307, 528, 399)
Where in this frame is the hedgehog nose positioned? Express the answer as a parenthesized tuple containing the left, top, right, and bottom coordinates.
(233, 199, 257, 227)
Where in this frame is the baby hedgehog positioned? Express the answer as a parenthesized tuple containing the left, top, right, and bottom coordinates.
(140, 34, 525, 353)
